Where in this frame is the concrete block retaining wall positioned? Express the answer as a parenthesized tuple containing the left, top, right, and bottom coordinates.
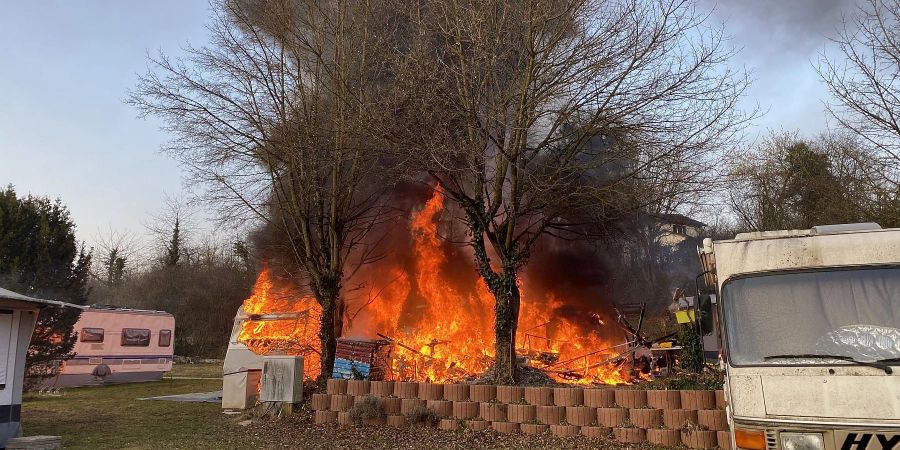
(312, 381, 731, 449)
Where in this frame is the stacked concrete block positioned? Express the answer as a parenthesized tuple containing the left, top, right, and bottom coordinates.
(524, 386, 554, 405)
(400, 397, 425, 414)
(330, 394, 354, 412)
(614, 427, 646, 443)
(648, 428, 682, 446)
(507, 404, 536, 423)
(394, 381, 418, 398)
(492, 421, 520, 434)
(479, 402, 507, 422)
(452, 401, 479, 420)
(553, 387, 584, 407)
(580, 425, 611, 439)
(469, 385, 496, 402)
(465, 419, 490, 431)
(370, 381, 394, 397)
(347, 380, 370, 396)
(647, 390, 681, 409)
(536, 405, 566, 425)
(314, 410, 338, 424)
(681, 390, 716, 410)
(387, 415, 407, 428)
(698, 409, 728, 431)
(521, 423, 550, 435)
(326, 378, 348, 395)
(444, 384, 469, 401)
(439, 419, 459, 431)
(682, 430, 718, 449)
(496, 385, 525, 403)
(614, 389, 647, 408)
(322, 381, 730, 450)
(583, 389, 615, 407)
(418, 382, 444, 400)
(597, 407, 628, 427)
(565, 406, 595, 426)
(664, 408, 699, 429)
(311, 393, 331, 411)
(717, 430, 732, 450)
(629, 408, 663, 428)
(550, 424, 580, 437)
(426, 400, 453, 418)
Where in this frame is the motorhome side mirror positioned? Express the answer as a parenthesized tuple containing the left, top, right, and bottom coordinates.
(698, 294, 714, 336)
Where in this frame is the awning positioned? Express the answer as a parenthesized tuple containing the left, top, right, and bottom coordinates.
(0, 287, 87, 310)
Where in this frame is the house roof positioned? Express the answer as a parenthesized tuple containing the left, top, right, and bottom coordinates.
(653, 213, 706, 228)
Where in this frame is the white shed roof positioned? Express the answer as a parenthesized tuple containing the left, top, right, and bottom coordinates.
(0, 287, 87, 309)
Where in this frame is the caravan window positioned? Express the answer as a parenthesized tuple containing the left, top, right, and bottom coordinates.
(159, 329, 172, 347)
(121, 328, 151, 346)
(80, 328, 104, 342)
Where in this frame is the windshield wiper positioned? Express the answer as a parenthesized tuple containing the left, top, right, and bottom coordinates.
(763, 354, 893, 375)
(877, 357, 900, 364)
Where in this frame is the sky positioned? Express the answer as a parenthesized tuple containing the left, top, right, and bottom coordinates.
(0, 0, 862, 250)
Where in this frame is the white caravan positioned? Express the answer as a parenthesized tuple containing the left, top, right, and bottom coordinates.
(43, 306, 175, 387)
(702, 223, 899, 450)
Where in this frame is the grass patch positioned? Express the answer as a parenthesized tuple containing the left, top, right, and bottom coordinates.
(22, 378, 243, 449)
(167, 362, 223, 379)
(22, 378, 676, 449)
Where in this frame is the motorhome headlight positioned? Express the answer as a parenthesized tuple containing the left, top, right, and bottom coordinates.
(781, 432, 825, 450)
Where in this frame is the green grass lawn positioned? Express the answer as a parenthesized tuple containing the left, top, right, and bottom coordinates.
(166, 362, 224, 379)
(22, 378, 248, 449)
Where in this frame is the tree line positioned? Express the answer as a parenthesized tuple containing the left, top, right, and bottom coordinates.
(2, 0, 896, 385)
(126, 0, 900, 384)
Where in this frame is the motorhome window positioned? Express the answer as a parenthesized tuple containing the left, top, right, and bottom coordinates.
(722, 267, 900, 366)
(121, 328, 151, 346)
(159, 329, 172, 347)
(80, 327, 104, 342)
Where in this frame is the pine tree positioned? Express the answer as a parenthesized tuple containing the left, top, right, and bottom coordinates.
(0, 185, 92, 385)
(163, 218, 181, 267)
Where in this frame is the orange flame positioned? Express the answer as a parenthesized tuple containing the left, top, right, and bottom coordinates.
(238, 190, 637, 384)
(238, 267, 322, 377)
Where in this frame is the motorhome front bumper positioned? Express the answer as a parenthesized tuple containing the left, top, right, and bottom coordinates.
(732, 419, 900, 450)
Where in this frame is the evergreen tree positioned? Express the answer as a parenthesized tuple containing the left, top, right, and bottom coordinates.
(163, 218, 181, 267)
(102, 247, 127, 286)
(0, 185, 92, 383)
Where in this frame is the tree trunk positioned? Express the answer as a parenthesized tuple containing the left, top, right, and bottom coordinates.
(316, 281, 344, 383)
(491, 273, 521, 385)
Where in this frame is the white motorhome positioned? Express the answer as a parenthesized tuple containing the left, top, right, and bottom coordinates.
(702, 223, 899, 450)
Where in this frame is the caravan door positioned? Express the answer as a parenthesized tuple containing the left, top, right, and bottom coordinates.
(0, 310, 12, 390)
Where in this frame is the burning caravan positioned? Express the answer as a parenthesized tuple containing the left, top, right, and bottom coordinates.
(223, 305, 319, 409)
(42, 306, 175, 388)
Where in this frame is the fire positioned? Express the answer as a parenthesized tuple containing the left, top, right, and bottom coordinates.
(238, 190, 638, 385)
(238, 267, 322, 377)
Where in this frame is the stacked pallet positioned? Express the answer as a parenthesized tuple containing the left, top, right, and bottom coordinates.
(331, 338, 392, 381)
(311, 381, 731, 449)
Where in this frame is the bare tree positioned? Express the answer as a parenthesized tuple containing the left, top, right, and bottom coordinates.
(129, 0, 397, 380)
(819, 0, 900, 170)
(728, 131, 900, 231)
(91, 227, 143, 286)
(387, 0, 752, 383)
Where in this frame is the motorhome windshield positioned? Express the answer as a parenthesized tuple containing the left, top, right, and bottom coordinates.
(722, 267, 900, 366)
